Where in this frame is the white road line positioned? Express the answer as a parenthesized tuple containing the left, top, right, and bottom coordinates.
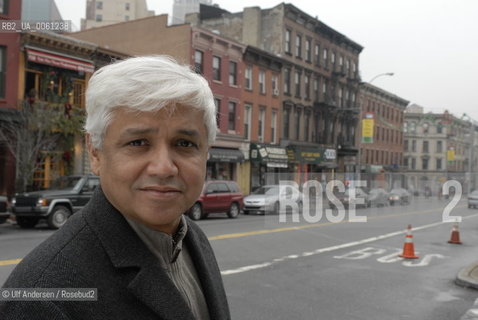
(220, 213, 478, 276)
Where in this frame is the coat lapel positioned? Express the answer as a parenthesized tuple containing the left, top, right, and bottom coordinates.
(83, 188, 195, 320)
(186, 220, 231, 320)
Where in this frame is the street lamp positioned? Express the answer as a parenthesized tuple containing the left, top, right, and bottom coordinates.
(461, 113, 475, 194)
(368, 72, 394, 84)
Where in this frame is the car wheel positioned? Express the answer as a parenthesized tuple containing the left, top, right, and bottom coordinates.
(227, 203, 239, 219)
(47, 205, 71, 229)
(16, 217, 39, 229)
(188, 203, 203, 221)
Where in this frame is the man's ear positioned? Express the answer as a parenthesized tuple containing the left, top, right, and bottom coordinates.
(86, 134, 101, 176)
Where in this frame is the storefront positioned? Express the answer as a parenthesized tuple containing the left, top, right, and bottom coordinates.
(207, 147, 245, 181)
(287, 145, 337, 185)
(249, 143, 289, 192)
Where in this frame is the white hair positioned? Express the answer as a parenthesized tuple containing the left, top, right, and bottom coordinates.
(84, 55, 216, 149)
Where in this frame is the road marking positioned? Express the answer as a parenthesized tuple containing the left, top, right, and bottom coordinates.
(220, 212, 478, 276)
(210, 204, 467, 241)
(0, 259, 22, 266)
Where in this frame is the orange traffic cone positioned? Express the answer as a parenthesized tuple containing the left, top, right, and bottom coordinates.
(399, 224, 419, 259)
(448, 222, 462, 244)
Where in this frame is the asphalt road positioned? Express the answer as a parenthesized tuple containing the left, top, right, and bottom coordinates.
(1, 196, 478, 319)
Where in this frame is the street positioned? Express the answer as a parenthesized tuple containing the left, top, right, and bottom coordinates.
(1, 196, 478, 319)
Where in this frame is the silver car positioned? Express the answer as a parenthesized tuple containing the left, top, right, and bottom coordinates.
(468, 190, 478, 209)
(243, 185, 303, 215)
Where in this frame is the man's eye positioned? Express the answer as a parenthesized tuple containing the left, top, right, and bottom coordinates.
(128, 139, 148, 147)
(177, 139, 197, 148)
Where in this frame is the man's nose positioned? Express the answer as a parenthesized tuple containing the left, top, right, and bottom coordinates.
(146, 146, 179, 178)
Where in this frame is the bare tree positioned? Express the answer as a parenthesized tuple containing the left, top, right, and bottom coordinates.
(0, 101, 66, 192)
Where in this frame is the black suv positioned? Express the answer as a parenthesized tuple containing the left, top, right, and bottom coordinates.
(0, 195, 10, 224)
(12, 175, 99, 229)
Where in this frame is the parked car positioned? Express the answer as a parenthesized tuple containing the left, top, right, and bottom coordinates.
(368, 188, 390, 207)
(243, 184, 303, 215)
(341, 187, 370, 209)
(389, 188, 411, 205)
(187, 180, 244, 220)
(0, 195, 10, 224)
(11, 175, 100, 229)
(468, 190, 478, 208)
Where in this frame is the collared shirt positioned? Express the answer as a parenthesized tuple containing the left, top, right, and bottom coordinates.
(126, 215, 210, 320)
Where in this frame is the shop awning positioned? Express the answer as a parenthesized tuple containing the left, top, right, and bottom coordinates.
(208, 148, 245, 162)
(26, 47, 95, 73)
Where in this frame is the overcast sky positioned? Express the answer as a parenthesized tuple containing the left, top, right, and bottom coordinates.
(54, 0, 478, 122)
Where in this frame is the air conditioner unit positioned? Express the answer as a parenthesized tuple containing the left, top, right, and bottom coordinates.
(273, 88, 279, 96)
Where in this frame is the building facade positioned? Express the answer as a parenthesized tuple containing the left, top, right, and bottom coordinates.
(359, 83, 409, 189)
(403, 107, 478, 195)
(0, 0, 22, 196)
(188, 3, 363, 186)
(81, 0, 154, 30)
(172, 0, 212, 25)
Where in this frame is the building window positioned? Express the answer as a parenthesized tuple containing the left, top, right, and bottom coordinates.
(304, 112, 310, 141)
(412, 140, 417, 152)
(331, 52, 335, 68)
(0, 46, 5, 99)
(245, 66, 252, 90)
(229, 61, 237, 86)
(436, 158, 442, 170)
(125, 3, 130, 10)
(285, 29, 291, 53)
(323, 48, 328, 68)
(284, 68, 291, 94)
(295, 108, 301, 140)
(212, 56, 221, 81)
(404, 139, 409, 152)
(437, 124, 443, 134)
(271, 74, 279, 95)
(423, 122, 429, 134)
(295, 35, 302, 58)
(214, 98, 221, 127)
(404, 157, 409, 168)
(259, 70, 266, 94)
(305, 39, 311, 62)
(96, 1, 103, 9)
(304, 74, 310, 100)
(314, 44, 320, 66)
(437, 140, 443, 153)
(411, 158, 416, 170)
(313, 78, 319, 102)
(0, 0, 8, 14)
(294, 71, 301, 97)
(283, 108, 290, 139)
(271, 110, 277, 144)
(422, 158, 429, 170)
(228, 101, 236, 131)
(194, 50, 203, 74)
(338, 87, 343, 107)
(258, 107, 265, 142)
(423, 141, 429, 153)
(244, 104, 252, 140)
(96, 14, 103, 22)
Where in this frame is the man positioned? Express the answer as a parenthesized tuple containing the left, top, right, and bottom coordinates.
(0, 56, 230, 320)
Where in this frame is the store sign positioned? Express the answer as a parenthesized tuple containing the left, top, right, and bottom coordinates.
(324, 149, 336, 160)
(447, 148, 455, 162)
(27, 48, 95, 73)
(250, 144, 288, 164)
(287, 146, 337, 165)
(362, 112, 374, 143)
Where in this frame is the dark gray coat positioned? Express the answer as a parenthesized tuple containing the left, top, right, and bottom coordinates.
(0, 188, 230, 320)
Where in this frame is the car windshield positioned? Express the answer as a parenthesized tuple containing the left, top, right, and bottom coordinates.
(252, 186, 280, 195)
(49, 176, 83, 190)
(390, 189, 403, 194)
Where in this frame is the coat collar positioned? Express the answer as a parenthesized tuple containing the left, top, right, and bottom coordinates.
(83, 187, 196, 320)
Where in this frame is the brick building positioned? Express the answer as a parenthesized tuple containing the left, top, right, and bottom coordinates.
(188, 3, 363, 185)
(359, 83, 409, 188)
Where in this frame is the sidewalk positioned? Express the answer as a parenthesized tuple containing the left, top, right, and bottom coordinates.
(458, 262, 478, 320)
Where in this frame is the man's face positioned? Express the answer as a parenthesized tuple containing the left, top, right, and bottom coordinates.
(89, 105, 208, 234)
